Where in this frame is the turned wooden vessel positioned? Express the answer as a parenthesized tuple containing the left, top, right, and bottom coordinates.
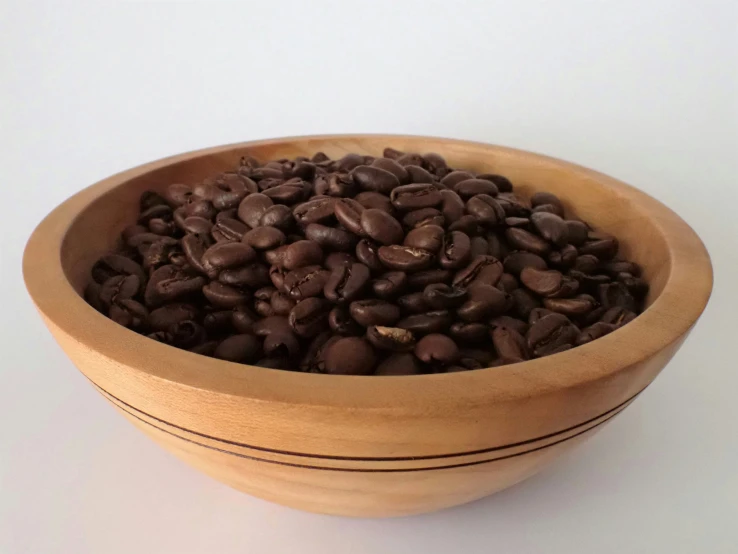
(23, 135, 712, 517)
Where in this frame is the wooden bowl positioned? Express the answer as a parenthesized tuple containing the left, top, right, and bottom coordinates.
(23, 135, 712, 517)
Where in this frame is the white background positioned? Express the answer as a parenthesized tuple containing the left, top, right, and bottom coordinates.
(1, 2, 737, 553)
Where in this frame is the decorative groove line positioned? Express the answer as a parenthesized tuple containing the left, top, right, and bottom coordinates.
(92, 381, 636, 472)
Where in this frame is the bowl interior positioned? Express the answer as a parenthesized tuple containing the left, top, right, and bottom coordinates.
(60, 136, 671, 310)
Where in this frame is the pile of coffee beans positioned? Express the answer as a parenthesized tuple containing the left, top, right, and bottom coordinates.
(85, 147, 647, 375)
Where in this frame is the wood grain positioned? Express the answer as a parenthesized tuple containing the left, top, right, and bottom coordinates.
(23, 135, 713, 516)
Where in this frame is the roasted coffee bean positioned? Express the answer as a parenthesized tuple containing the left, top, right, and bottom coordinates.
(407, 269, 452, 289)
(404, 225, 444, 252)
(423, 284, 467, 309)
(599, 282, 637, 311)
(237, 193, 273, 228)
(600, 306, 637, 326)
(305, 223, 356, 251)
(531, 191, 564, 214)
(390, 184, 442, 211)
(396, 311, 453, 335)
(293, 197, 337, 226)
(349, 299, 401, 327)
(360, 209, 404, 245)
(491, 326, 529, 362)
(289, 297, 330, 337)
(300, 333, 338, 372)
(371, 271, 407, 299)
(448, 214, 480, 235)
(203, 310, 233, 334)
(181, 216, 213, 236)
(324, 337, 377, 375)
(439, 189, 465, 223)
(395, 153, 424, 167)
(531, 212, 569, 247)
(400, 208, 444, 231)
(283, 240, 323, 270)
(371, 158, 410, 183)
(91, 254, 146, 286)
(441, 170, 474, 187)
(263, 330, 300, 359)
(374, 353, 422, 375)
(284, 265, 330, 300)
(214, 334, 261, 363)
(201, 242, 256, 278)
(453, 255, 504, 288)
(337, 153, 366, 172)
(109, 299, 148, 329)
(333, 198, 365, 236)
(324, 263, 371, 303)
(405, 165, 435, 184)
(603, 260, 642, 277)
(149, 303, 198, 331)
(543, 294, 597, 316)
(351, 165, 400, 194)
(397, 292, 428, 314)
(477, 173, 513, 193)
(325, 173, 358, 197)
(366, 326, 416, 352)
(490, 315, 529, 336)
(378, 245, 434, 272)
(454, 179, 499, 198)
(506, 228, 550, 256)
(263, 180, 308, 204)
(355, 239, 384, 272)
(328, 306, 362, 336)
(449, 321, 488, 343)
(145, 265, 206, 307)
(185, 199, 217, 220)
(421, 152, 448, 175)
(415, 334, 460, 365)
(579, 232, 618, 260)
(252, 315, 292, 338)
(526, 313, 579, 357)
(212, 217, 249, 242)
(576, 322, 617, 345)
(566, 220, 589, 245)
(521, 267, 576, 297)
(231, 306, 258, 333)
(259, 204, 294, 231)
(573, 254, 600, 274)
(510, 288, 540, 319)
(324, 252, 357, 270)
(220, 263, 270, 288)
(270, 291, 296, 316)
(98, 274, 140, 307)
(496, 273, 519, 293)
(547, 244, 578, 269)
(505, 217, 530, 228)
(354, 191, 394, 213)
(202, 282, 248, 309)
(528, 308, 556, 325)
(467, 194, 505, 226)
(457, 283, 510, 322)
(439, 231, 471, 269)
(497, 193, 531, 217)
(242, 226, 286, 250)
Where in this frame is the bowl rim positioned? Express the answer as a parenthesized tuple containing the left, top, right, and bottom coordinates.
(23, 134, 713, 410)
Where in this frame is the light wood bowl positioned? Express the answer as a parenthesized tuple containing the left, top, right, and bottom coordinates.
(23, 135, 712, 517)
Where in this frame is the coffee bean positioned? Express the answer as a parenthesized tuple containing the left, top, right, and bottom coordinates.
(396, 153, 424, 167)
(293, 197, 337, 226)
(305, 223, 356, 251)
(531, 212, 569, 247)
(354, 191, 394, 213)
(328, 306, 362, 336)
(397, 292, 428, 314)
(526, 313, 579, 357)
(145, 265, 206, 307)
(324, 263, 371, 303)
(439, 231, 472, 269)
(366, 326, 416, 352)
(543, 294, 597, 316)
(202, 282, 248, 309)
(404, 225, 444, 253)
(214, 334, 261, 363)
(324, 337, 377, 375)
(149, 303, 198, 331)
(289, 297, 330, 337)
(360, 209, 404, 245)
(454, 179, 499, 198)
(351, 165, 400, 194)
(477, 173, 513, 193)
(421, 152, 448, 175)
(531, 191, 564, 214)
(378, 245, 434, 272)
(423, 283, 467, 309)
(109, 299, 148, 329)
(510, 288, 540, 319)
(242, 226, 286, 250)
(333, 198, 365, 236)
(406, 269, 452, 289)
(91, 254, 146, 286)
(337, 153, 366, 172)
(396, 311, 453, 334)
(449, 321, 488, 343)
(263, 329, 300, 358)
(405, 165, 435, 184)
(212, 217, 249, 242)
(415, 334, 460, 365)
(219, 263, 270, 288)
(439, 189, 465, 223)
(491, 326, 529, 362)
(349, 299, 401, 327)
(576, 322, 617, 345)
(375, 353, 422, 375)
(453, 255, 504, 288)
(355, 239, 384, 272)
(600, 306, 637, 326)
(490, 315, 529, 336)
(566, 220, 589, 245)
(467, 194, 505, 226)
(579, 232, 618, 260)
(506, 228, 550, 256)
(284, 265, 330, 300)
(441, 170, 474, 187)
(390, 184, 442, 211)
(371, 271, 407, 299)
(457, 283, 510, 322)
(371, 158, 410, 183)
(283, 240, 323, 270)
(599, 282, 637, 311)
(497, 273, 519, 293)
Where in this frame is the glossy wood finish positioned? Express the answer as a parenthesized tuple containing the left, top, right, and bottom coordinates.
(23, 135, 712, 516)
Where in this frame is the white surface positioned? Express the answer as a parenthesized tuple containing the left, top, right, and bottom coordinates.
(1, 1, 737, 553)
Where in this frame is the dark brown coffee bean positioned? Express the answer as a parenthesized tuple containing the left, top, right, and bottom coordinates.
(214, 334, 260, 363)
(324, 337, 377, 375)
(179, 216, 211, 236)
(202, 282, 248, 309)
(268, 291, 295, 316)
(263, 330, 300, 359)
(423, 283, 467, 309)
(165, 183, 193, 207)
(366, 326, 416, 352)
(506, 228, 550, 256)
(293, 197, 337, 226)
(91, 254, 146, 286)
(283, 240, 323, 270)
(259, 204, 294, 231)
(374, 353, 422, 375)
(491, 326, 529, 362)
(304, 223, 355, 252)
(212, 217, 249, 242)
(201, 242, 256, 279)
(454, 179, 499, 198)
(521, 267, 567, 297)
(168, 320, 207, 349)
(415, 334, 459, 365)
(326, 173, 358, 197)
(579, 236, 619, 260)
(396, 311, 453, 334)
(477, 173, 513, 193)
(371, 271, 407, 299)
(566, 220, 589, 245)
(573, 254, 600, 274)
(138, 204, 172, 225)
(395, 153, 424, 167)
(526, 313, 579, 357)
(575, 322, 617, 345)
(504, 217, 530, 229)
(149, 303, 198, 331)
(404, 225, 444, 253)
(349, 299, 400, 327)
(378, 245, 434, 272)
(510, 288, 541, 319)
(355, 239, 384, 272)
(600, 306, 637, 327)
(547, 244, 578, 269)
(263, 180, 308, 204)
(219, 264, 270, 288)
(544, 294, 597, 316)
(528, 308, 556, 325)
(405, 165, 435, 183)
(390, 184, 442, 211)
(441, 171, 474, 187)
(497, 193, 531, 217)
(439, 189, 465, 223)
(402, 208, 445, 229)
(449, 322, 488, 343)
(336, 153, 365, 172)
(490, 315, 529, 336)
(299, 332, 337, 372)
(351, 165, 400, 194)
(360, 209, 404, 246)
(397, 292, 428, 314)
(252, 315, 292, 337)
(145, 265, 206, 307)
(453, 255, 504, 288)
(532, 204, 564, 217)
(439, 231, 472, 269)
(236, 193, 273, 228)
(324, 252, 357, 270)
(284, 265, 330, 300)
(603, 260, 642, 277)
(229, 305, 257, 334)
(328, 306, 362, 336)
(354, 191, 394, 213)
(457, 283, 510, 322)
(421, 152, 448, 175)
(470, 236, 490, 258)
(406, 269, 452, 289)
(333, 198, 365, 236)
(324, 263, 371, 304)
(531, 212, 569, 247)
(466, 194, 505, 226)
(242, 226, 286, 250)
(99, 274, 139, 307)
(184, 198, 217, 221)
(203, 310, 233, 334)
(599, 282, 637, 311)
(531, 191, 564, 214)
(497, 273, 519, 293)
(108, 298, 148, 329)
(289, 298, 330, 338)
(371, 158, 410, 183)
